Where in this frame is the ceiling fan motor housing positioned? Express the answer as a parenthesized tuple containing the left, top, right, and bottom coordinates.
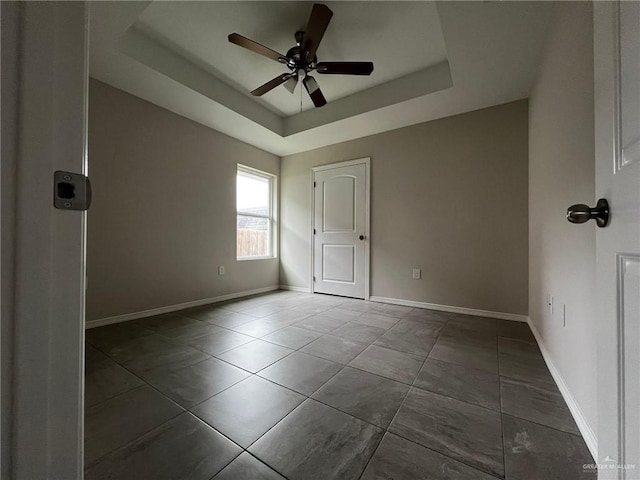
(286, 36, 317, 73)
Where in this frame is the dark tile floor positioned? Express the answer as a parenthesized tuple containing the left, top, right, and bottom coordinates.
(84, 291, 596, 480)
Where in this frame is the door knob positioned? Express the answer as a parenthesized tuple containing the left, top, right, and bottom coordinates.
(567, 198, 609, 228)
(359, 235, 365, 240)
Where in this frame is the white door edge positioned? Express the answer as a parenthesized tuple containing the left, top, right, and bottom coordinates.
(310, 157, 370, 300)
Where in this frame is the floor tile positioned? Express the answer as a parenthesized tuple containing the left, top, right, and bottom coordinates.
(236, 303, 284, 318)
(448, 314, 497, 334)
(429, 338, 498, 373)
(291, 303, 333, 315)
(374, 319, 440, 356)
(262, 326, 322, 350)
(216, 340, 293, 373)
(349, 345, 424, 384)
(403, 308, 450, 324)
(157, 323, 222, 343)
(85, 344, 116, 374)
(229, 318, 288, 338)
(300, 335, 368, 364)
(361, 432, 498, 480)
(498, 337, 555, 388)
(503, 414, 596, 479)
(137, 357, 249, 408)
(188, 330, 254, 356)
(181, 304, 229, 322)
(135, 313, 203, 332)
(105, 334, 210, 373)
(501, 376, 579, 434)
(83, 292, 593, 479)
(85, 362, 145, 408)
(86, 322, 154, 351)
(331, 322, 386, 344)
(310, 295, 348, 307)
(439, 323, 497, 348)
(262, 309, 312, 323)
(259, 352, 342, 395)
(192, 376, 304, 448)
(85, 413, 240, 480)
(498, 336, 542, 356)
(214, 452, 285, 480)
(84, 385, 183, 466)
(312, 367, 409, 428)
(320, 307, 363, 321)
(389, 388, 504, 478)
(353, 312, 400, 330)
(202, 311, 258, 328)
(339, 300, 381, 313)
(249, 399, 383, 480)
(294, 314, 350, 333)
(414, 359, 500, 411)
(371, 303, 414, 318)
(497, 319, 535, 342)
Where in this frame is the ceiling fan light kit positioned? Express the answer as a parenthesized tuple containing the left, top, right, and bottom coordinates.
(228, 3, 374, 108)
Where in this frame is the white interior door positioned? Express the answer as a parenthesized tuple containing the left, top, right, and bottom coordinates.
(594, 2, 640, 477)
(313, 159, 369, 299)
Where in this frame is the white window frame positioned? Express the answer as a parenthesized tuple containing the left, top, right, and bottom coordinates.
(236, 164, 277, 260)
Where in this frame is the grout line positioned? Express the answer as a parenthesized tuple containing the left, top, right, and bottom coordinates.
(499, 370, 508, 480)
(355, 319, 445, 480)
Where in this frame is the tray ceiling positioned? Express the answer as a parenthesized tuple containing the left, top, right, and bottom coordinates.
(89, 1, 555, 156)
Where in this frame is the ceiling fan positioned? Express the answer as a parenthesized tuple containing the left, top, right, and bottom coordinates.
(228, 3, 374, 108)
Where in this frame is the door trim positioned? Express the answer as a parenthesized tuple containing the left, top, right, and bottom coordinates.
(10, 3, 88, 478)
(310, 157, 370, 300)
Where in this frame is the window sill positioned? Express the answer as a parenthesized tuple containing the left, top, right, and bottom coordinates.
(237, 256, 278, 261)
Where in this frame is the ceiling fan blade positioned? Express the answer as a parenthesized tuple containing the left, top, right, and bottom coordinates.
(303, 75, 327, 107)
(284, 76, 298, 94)
(228, 33, 287, 64)
(302, 4, 333, 62)
(316, 61, 374, 75)
(251, 73, 295, 96)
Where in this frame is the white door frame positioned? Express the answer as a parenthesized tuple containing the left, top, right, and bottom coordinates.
(310, 157, 370, 300)
(4, 3, 89, 478)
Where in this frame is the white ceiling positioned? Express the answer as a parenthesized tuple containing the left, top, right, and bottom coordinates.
(89, 1, 555, 156)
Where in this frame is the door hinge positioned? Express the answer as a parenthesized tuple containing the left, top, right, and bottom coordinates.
(313, 228, 316, 235)
(53, 171, 92, 211)
(313, 276, 316, 282)
(313, 181, 316, 188)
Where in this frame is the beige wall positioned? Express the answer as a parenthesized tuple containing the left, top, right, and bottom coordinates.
(528, 2, 596, 437)
(87, 80, 280, 321)
(280, 100, 529, 316)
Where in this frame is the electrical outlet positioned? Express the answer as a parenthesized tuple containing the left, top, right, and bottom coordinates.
(218, 266, 225, 275)
(412, 268, 421, 280)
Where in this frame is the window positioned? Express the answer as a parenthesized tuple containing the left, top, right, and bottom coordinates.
(237, 165, 276, 259)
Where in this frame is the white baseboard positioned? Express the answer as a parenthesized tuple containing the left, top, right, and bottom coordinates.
(86, 285, 280, 329)
(369, 295, 529, 322)
(527, 318, 598, 461)
(278, 285, 312, 293)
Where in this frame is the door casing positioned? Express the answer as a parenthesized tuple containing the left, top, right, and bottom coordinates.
(5, 3, 89, 478)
